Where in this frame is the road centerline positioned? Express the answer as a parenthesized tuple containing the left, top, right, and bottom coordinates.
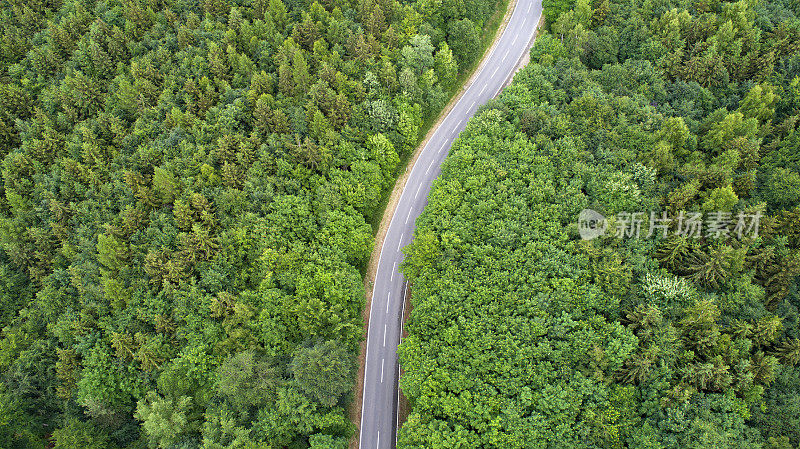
(359, 0, 542, 446)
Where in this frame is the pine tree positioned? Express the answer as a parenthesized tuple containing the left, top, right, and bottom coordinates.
(772, 338, 800, 366)
(366, 4, 387, 38)
(278, 61, 293, 96)
(591, 0, 609, 27)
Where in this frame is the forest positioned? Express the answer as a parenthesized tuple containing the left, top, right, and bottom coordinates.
(0, 0, 502, 446)
(399, 0, 800, 447)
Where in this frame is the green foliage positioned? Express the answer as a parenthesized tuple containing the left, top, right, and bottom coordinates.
(530, 33, 569, 65)
(434, 42, 459, 91)
(290, 340, 355, 407)
(214, 350, 283, 410)
(135, 392, 197, 448)
(0, 386, 44, 449)
(52, 418, 119, 449)
(398, 0, 800, 446)
(309, 433, 349, 449)
(543, 0, 577, 27)
(0, 0, 505, 444)
(401, 35, 436, 76)
(447, 19, 481, 68)
(750, 365, 800, 446)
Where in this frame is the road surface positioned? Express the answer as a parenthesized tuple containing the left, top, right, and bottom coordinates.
(359, 0, 543, 447)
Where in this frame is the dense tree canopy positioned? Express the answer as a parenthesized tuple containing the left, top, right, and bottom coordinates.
(399, 0, 800, 447)
(0, 0, 503, 446)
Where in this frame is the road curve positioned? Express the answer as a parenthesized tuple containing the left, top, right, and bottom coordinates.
(358, 0, 543, 447)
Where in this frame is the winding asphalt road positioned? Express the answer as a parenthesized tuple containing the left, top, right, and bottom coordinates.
(359, 0, 543, 447)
